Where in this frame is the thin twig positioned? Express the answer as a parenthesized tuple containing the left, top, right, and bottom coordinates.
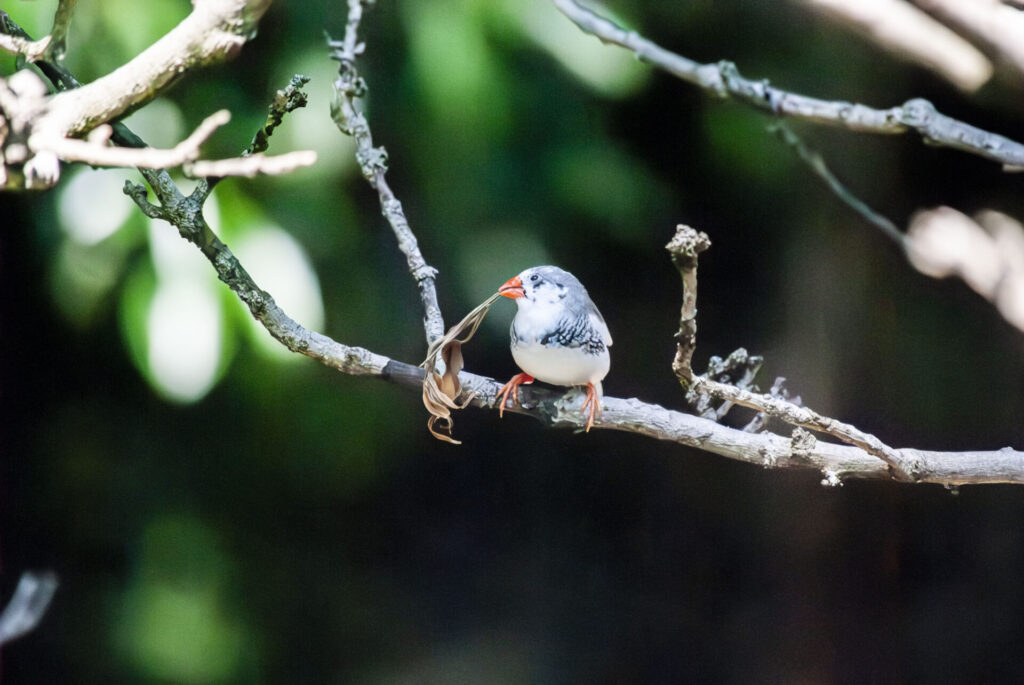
(772, 122, 908, 248)
(47, 0, 79, 60)
(198, 73, 313, 195)
(692, 376, 920, 482)
(31, 110, 231, 169)
(247, 74, 311, 157)
(552, 0, 1024, 169)
(185, 149, 317, 178)
(328, 0, 445, 345)
(666, 225, 712, 387)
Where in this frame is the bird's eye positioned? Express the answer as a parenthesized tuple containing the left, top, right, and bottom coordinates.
(530, 274, 539, 282)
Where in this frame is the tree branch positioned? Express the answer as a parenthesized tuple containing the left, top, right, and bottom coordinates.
(328, 0, 445, 345)
(552, 0, 1024, 170)
(798, 0, 993, 92)
(910, 0, 1024, 83)
(690, 376, 920, 482)
(666, 225, 711, 386)
(119, 156, 1024, 484)
(46, 0, 78, 61)
(771, 123, 907, 248)
(0, 571, 58, 645)
(0, 0, 274, 189)
(38, 0, 272, 138)
(666, 224, 918, 482)
(32, 109, 231, 169)
(18, 3, 1021, 487)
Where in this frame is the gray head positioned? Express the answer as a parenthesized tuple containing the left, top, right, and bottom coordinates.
(498, 265, 587, 306)
(498, 265, 612, 344)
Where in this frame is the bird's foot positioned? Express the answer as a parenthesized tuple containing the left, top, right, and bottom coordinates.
(496, 373, 534, 418)
(580, 382, 602, 432)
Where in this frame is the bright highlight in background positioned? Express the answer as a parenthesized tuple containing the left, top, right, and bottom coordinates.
(509, 0, 647, 97)
(58, 168, 133, 245)
(146, 278, 222, 403)
(233, 225, 325, 358)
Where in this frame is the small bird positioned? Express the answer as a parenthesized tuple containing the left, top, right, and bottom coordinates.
(496, 265, 612, 431)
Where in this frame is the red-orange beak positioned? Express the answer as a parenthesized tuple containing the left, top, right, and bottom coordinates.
(498, 275, 525, 299)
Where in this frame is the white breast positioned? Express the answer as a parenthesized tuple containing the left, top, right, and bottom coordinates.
(511, 342, 609, 389)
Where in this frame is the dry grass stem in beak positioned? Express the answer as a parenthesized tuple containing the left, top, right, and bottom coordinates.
(421, 292, 502, 443)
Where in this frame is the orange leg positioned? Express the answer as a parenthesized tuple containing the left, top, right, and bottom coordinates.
(496, 373, 534, 418)
(580, 382, 602, 432)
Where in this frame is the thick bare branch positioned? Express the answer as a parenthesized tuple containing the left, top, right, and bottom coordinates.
(911, 0, 1024, 82)
(799, 0, 992, 91)
(328, 0, 445, 345)
(552, 0, 1024, 169)
(37, 0, 272, 138)
(0, 0, 272, 190)
(908, 207, 1024, 332)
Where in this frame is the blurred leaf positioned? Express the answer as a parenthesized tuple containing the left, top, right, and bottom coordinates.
(702, 104, 794, 186)
(402, 0, 512, 137)
(121, 98, 186, 150)
(549, 143, 669, 242)
(500, 0, 648, 97)
(145, 276, 225, 403)
(119, 254, 233, 404)
(115, 515, 248, 683)
(58, 168, 136, 246)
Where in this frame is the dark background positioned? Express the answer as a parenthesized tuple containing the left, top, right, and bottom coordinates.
(3, 0, 1024, 682)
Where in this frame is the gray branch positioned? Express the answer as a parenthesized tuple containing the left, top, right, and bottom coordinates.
(552, 0, 1024, 169)
(46, 0, 78, 61)
(115, 172, 1024, 485)
(0, 0, 274, 189)
(0, 572, 58, 645)
(14, 1, 1021, 487)
(328, 0, 445, 345)
(118, 153, 1024, 485)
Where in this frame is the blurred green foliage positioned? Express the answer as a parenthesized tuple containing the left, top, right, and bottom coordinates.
(4, 0, 1024, 682)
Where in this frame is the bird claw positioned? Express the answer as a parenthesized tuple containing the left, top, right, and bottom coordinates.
(496, 373, 534, 418)
(497, 376, 601, 432)
(580, 382, 601, 432)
